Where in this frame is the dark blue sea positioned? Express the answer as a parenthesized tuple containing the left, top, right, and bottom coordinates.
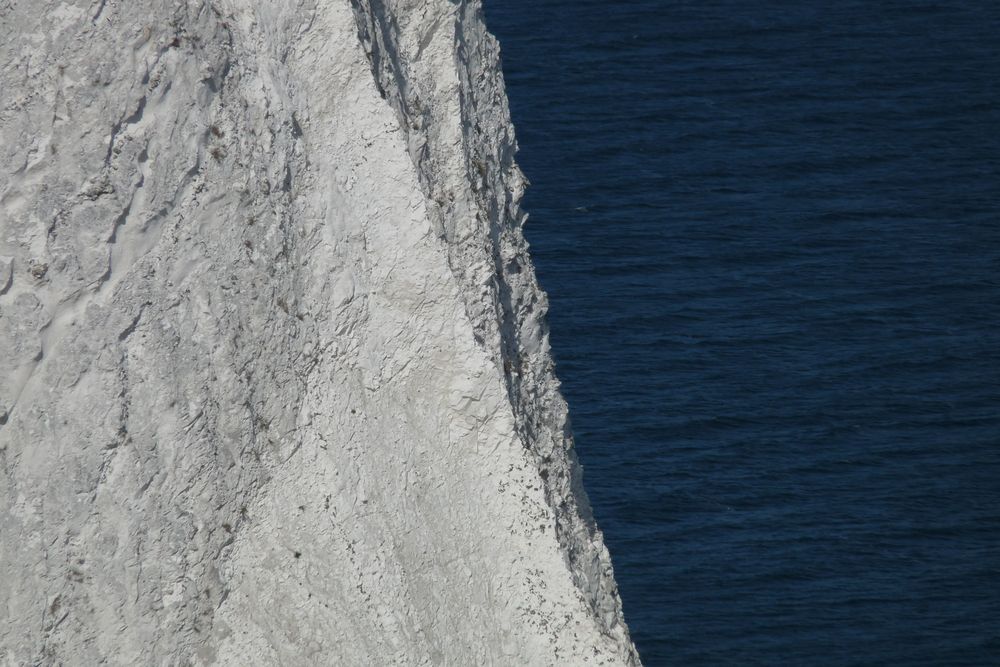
(486, 2, 1000, 664)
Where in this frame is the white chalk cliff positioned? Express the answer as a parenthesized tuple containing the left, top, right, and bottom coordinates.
(0, 1, 639, 664)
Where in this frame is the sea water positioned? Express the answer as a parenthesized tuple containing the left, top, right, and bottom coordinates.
(487, 1, 1000, 664)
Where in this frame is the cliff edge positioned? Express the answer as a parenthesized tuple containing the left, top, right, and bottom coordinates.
(0, 1, 639, 664)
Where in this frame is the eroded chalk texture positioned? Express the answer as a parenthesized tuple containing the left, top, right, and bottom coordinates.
(0, 1, 638, 664)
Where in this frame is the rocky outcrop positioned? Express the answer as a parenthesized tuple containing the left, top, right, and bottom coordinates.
(0, 1, 638, 664)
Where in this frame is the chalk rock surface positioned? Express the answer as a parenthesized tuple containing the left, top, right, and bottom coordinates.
(0, 1, 638, 664)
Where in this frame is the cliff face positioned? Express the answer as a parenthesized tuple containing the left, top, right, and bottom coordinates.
(0, 1, 638, 664)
